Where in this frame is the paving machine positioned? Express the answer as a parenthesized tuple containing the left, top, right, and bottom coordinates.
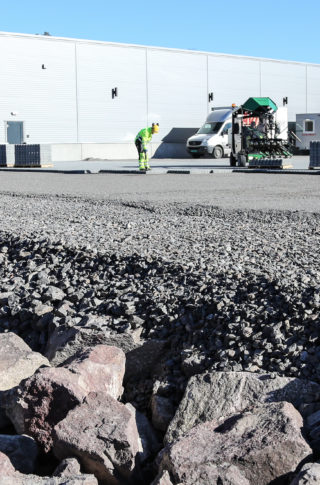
(229, 97, 293, 167)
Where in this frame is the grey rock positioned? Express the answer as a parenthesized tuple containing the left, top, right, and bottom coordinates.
(151, 395, 175, 432)
(166, 371, 320, 444)
(53, 457, 82, 476)
(290, 461, 320, 484)
(34, 303, 54, 317)
(151, 470, 175, 485)
(43, 286, 66, 302)
(0, 332, 50, 391)
(45, 324, 137, 366)
(160, 402, 311, 485)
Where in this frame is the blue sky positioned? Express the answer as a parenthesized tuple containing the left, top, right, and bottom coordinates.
(2, 0, 320, 64)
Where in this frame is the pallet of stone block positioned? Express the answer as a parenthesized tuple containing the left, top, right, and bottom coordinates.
(0, 145, 7, 167)
(248, 158, 292, 169)
(309, 141, 320, 169)
(13, 144, 52, 168)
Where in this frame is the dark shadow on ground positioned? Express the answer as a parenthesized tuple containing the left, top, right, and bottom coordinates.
(123, 164, 232, 169)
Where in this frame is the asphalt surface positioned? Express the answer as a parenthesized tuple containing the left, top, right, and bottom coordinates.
(0, 162, 319, 212)
(3, 155, 311, 173)
(51, 156, 309, 173)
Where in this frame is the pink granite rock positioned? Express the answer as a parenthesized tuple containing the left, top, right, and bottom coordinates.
(3, 367, 86, 452)
(53, 391, 141, 484)
(160, 402, 312, 485)
(63, 345, 125, 399)
(0, 451, 16, 476)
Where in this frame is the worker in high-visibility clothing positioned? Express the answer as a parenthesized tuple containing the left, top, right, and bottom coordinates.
(135, 123, 159, 171)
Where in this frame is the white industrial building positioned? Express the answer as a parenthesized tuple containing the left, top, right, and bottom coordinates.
(1, 31, 320, 160)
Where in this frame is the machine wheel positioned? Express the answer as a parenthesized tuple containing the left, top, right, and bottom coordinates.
(237, 154, 247, 167)
(191, 154, 202, 159)
(230, 153, 237, 167)
(212, 145, 224, 159)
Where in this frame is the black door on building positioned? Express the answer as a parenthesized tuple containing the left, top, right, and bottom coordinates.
(7, 121, 23, 144)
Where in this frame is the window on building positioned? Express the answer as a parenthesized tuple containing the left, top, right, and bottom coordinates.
(303, 119, 314, 133)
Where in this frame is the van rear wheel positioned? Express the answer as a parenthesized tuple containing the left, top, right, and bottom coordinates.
(212, 146, 224, 159)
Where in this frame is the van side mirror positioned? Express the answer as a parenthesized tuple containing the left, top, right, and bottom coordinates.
(233, 124, 239, 134)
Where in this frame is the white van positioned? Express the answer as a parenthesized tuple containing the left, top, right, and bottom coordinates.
(186, 107, 236, 159)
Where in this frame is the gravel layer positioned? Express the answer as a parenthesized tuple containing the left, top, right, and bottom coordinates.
(1, 192, 320, 410)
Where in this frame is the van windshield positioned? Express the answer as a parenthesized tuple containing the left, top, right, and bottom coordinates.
(197, 122, 223, 134)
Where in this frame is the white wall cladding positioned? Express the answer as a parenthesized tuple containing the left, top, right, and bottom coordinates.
(208, 55, 260, 107)
(306, 65, 320, 113)
(0, 35, 77, 144)
(76, 43, 147, 143)
(260, 61, 306, 121)
(1, 32, 320, 148)
(147, 49, 207, 142)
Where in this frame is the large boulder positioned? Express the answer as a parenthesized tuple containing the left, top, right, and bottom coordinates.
(0, 332, 50, 429)
(290, 461, 320, 484)
(160, 402, 312, 485)
(53, 391, 141, 485)
(166, 371, 320, 443)
(3, 344, 127, 452)
(0, 332, 49, 391)
(0, 434, 38, 473)
(63, 345, 125, 400)
(3, 367, 86, 452)
(0, 472, 98, 484)
(45, 322, 137, 366)
(0, 451, 17, 477)
(0, 450, 97, 484)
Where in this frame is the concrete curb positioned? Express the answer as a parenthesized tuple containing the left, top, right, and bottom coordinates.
(0, 168, 91, 174)
(99, 169, 146, 174)
(166, 170, 191, 174)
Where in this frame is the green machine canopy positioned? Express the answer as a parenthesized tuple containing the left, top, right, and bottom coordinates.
(242, 97, 278, 113)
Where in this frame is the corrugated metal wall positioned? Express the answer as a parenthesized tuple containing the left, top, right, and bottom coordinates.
(76, 43, 147, 143)
(147, 49, 208, 142)
(1, 32, 320, 145)
(208, 56, 260, 107)
(0, 35, 77, 143)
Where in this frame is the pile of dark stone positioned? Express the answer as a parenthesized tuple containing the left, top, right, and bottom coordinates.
(0, 193, 320, 483)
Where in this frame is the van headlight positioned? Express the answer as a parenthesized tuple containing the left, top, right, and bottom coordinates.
(202, 139, 208, 146)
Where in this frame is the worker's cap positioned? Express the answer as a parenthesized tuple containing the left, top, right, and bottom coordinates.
(152, 123, 159, 133)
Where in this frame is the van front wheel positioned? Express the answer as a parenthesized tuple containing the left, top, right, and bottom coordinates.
(212, 146, 224, 159)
